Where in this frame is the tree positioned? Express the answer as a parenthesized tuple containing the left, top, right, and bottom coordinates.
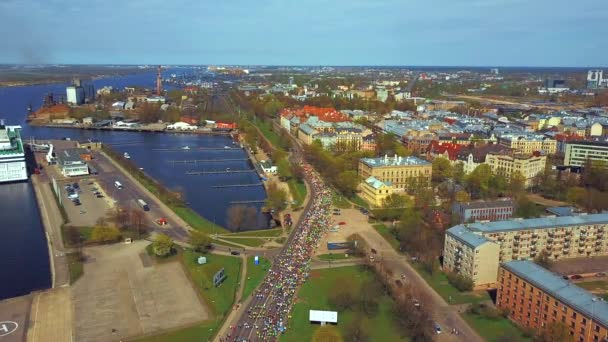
(359, 279, 381, 316)
(189, 230, 211, 253)
(534, 250, 553, 269)
(91, 226, 121, 243)
(535, 322, 571, 342)
(343, 314, 370, 342)
(466, 164, 493, 199)
(455, 190, 471, 203)
(509, 171, 526, 195)
(515, 195, 540, 218)
(266, 182, 288, 212)
(226, 205, 248, 231)
(431, 157, 453, 183)
(152, 233, 174, 257)
(446, 272, 474, 291)
(129, 209, 146, 238)
(334, 170, 359, 198)
(328, 277, 357, 311)
(312, 325, 343, 342)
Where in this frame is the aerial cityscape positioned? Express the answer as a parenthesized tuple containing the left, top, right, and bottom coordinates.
(1, 1, 608, 342)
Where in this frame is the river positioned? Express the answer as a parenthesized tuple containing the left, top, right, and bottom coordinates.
(0, 68, 266, 300)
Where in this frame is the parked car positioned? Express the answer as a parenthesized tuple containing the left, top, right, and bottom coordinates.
(230, 251, 240, 256)
(596, 272, 606, 277)
(570, 274, 583, 280)
(433, 322, 442, 334)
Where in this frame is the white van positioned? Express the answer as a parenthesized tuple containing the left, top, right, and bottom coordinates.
(114, 181, 123, 189)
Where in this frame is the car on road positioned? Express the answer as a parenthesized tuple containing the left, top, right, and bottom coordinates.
(338, 222, 346, 225)
(230, 251, 241, 256)
(413, 299, 420, 308)
(570, 274, 583, 280)
(596, 272, 606, 277)
(433, 322, 442, 334)
(332, 212, 341, 215)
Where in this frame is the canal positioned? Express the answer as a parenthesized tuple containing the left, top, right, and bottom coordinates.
(0, 68, 266, 300)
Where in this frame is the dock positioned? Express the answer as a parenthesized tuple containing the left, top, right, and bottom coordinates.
(152, 147, 242, 151)
(186, 169, 256, 175)
(212, 183, 263, 188)
(229, 200, 266, 204)
(171, 158, 248, 164)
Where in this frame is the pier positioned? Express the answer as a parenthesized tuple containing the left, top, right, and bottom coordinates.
(171, 158, 248, 164)
(152, 147, 242, 151)
(229, 200, 266, 204)
(186, 169, 256, 175)
(212, 183, 263, 188)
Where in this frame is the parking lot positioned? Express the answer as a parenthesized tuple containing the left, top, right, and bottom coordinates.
(60, 179, 112, 226)
(72, 241, 209, 342)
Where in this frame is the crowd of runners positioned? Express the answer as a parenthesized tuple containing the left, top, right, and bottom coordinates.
(222, 163, 332, 341)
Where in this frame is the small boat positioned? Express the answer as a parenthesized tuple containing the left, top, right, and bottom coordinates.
(226, 167, 231, 172)
(182, 146, 190, 150)
(224, 145, 230, 149)
(124, 152, 130, 159)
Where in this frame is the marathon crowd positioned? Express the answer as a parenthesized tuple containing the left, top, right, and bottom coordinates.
(223, 163, 333, 342)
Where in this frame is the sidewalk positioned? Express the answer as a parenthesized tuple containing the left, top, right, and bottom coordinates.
(216, 254, 248, 339)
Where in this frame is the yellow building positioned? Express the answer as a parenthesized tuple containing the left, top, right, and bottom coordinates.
(443, 214, 608, 288)
(358, 155, 432, 191)
(485, 152, 547, 187)
(538, 116, 562, 130)
(498, 134, 557, 155)
(359, 176, 394, 207)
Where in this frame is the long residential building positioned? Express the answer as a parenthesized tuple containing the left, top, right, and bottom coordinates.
(452, 198, 515, 223)
(443, 214, 608, 289)
(497, 260, 608, 342)
(498, 134, 557, 155)
(358, 155, 432, 191)
(0, 124, 27, 183)
(564, 141, 608, 167)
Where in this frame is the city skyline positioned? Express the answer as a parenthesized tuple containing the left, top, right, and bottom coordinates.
(0, 0, 607, 67)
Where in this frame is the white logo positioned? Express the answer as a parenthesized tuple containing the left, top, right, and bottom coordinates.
(0, 321, 18, 336)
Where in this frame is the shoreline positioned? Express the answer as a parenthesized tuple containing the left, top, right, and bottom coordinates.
(29, 122, 236, 136)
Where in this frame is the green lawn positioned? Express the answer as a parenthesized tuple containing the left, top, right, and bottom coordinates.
(317, 253, 353, 261)
(287, 179, 306, 206)
(136, 251, 242, 342)
(212, 239, 246, 249)
(224, 228, 282, 237)
(173, 206, 227, 235)
(220, 237, 266, 247)
(67, 252, 84, 284)
(576, 280, 608, 300)
(280, 266, 406, 342)
(350, 195, 370, 209)
(256, 120, 283, 149)
(411, 263, 490, 305)
(60, 225, 94, 248)
(242, 256, 271, 301)
(463, 313, 532, 342)
(372, 224, 400, 251)
(332, 193, 352, 209)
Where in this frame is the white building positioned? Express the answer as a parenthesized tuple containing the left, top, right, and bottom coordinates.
(564, 141, 608, 167)
(166, 122, 197, 130)
(260, 160, 277, 174)
(0, 124, 27, 183)
(66, 86, 85, 105)
(57, 149, 89, 177)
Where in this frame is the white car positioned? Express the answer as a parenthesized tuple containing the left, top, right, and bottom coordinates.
(434, 322, 442, 334)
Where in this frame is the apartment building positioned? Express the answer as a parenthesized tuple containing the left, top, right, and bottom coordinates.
(499, 134, 557, 155)
(497, 260, 608, 342)
(358, 155, 432, 191)
(359, 176, 394, 207)
(485, 152, 547, 187)
(564, 141, 608, 167)
(443, 214, 608, 288)
(452, 198, 515, 223)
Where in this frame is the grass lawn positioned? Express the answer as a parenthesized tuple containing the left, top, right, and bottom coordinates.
(255, 120, 283, 149)
(224, 228, 282, 237)
(350, 195, 370, 209)
(242, 256, 271, 301)
(317, 253, 353, 261)
(372, 223, 400, 251)
(173, 206, 227, 235)
(60, 225, 94, 248)
(67, 252, 84, 284)
(137, 251, 242, 342)
(411, 263, 490, 305)
(287, 179, 306, 206)
(280, 266, 406, 342)
(332, 193, 352, 209)
(221, 237, 266, 247)
(576, 280, 608, 300)
(463, 313, 532, 342)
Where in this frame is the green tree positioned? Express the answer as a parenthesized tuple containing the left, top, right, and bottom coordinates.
(535, 322, 571, 342)
(91, 226, 121, 243)
(335, 170, 359, 198)
(344, 314, 371, 342)
(327, 276, 357, 311)
(534, 250, 553, 269)
(152, 233, 174, 257)
(431, 157, 453, 183)
(515, 195, 540, 218)
(266, 182, 288, 212)
(466, 164, 493, 199)
(313, 325, 343, 342)
(188, 230, 211, 253)
(509, 171, 527, 195)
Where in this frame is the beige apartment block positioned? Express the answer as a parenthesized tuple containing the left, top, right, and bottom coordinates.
(485, 152, 547, 187)
(499, 135, 557, 155)
(358, 155, 432, 191)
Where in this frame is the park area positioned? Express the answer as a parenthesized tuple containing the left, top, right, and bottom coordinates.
(280, 266, 405, 342)
(135, 250, 241, 342)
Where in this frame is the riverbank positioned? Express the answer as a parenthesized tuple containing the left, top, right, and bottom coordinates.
(29, 122, 236, 136)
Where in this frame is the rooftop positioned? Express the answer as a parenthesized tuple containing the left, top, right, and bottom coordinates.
(364, 176, 392, 190)
(502, 260, 608, 328)
(57, 148, 88, 165)
(360, 155, 431, 168)
(446, 225, 492, 249)
(0, 125, 24, 156)
(456, 198, 515, 210)
(452, 213, 608, 233)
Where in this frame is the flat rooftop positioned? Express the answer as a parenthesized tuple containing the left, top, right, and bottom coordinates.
(0, 126, 24, 156)
(360, 155, 431, 167)
(503, 260, 608, 328)
(453, 213, 608, 233)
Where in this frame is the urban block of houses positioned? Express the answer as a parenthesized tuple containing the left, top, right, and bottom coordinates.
(443, 213, 608, 289)
(358, 155, 432, 191)
(452, 198, 515, 223)
(498, 133, 557, 155)
(359, 176, 394, 207)
(497, 260, 608, 342)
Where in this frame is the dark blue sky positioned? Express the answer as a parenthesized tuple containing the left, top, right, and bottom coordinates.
(0, 0, 606, 66)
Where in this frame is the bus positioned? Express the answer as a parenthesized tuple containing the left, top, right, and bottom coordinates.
(114, 181, 123, 189)
(137, 199, 150, 211)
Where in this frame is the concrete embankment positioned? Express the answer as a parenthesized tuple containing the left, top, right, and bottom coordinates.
(30, 122, 235, 135)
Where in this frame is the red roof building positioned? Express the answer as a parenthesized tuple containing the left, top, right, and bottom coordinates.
(426, 141, 464, 161)
(280, 105, 350, 123)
